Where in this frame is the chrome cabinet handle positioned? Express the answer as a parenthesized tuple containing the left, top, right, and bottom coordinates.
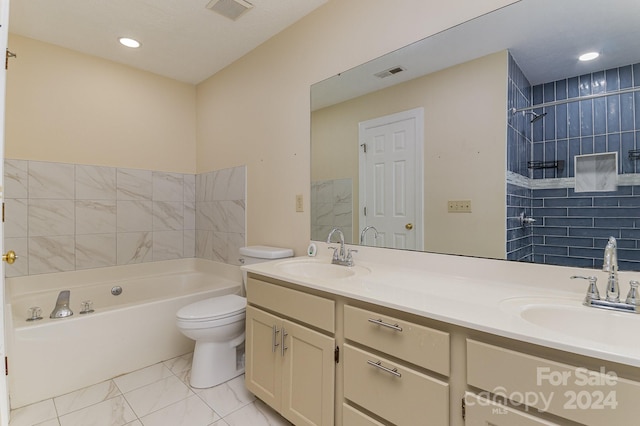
(367, 360, 402, 378)
(272, 325, 280, 353)
(368, 318, 403, 332)
(281, 327, 288, 357)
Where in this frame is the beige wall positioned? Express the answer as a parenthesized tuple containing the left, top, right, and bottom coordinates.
(6, 35, 197, 173)
(196, 0, 515, 254)
(311, 51, 508, 259)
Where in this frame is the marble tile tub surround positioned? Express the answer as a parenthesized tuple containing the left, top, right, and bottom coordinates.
(4, 160, 246, 277)
(310, 178, 353, 244)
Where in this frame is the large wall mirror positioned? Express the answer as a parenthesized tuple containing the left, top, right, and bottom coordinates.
(311, 0, 640, 271)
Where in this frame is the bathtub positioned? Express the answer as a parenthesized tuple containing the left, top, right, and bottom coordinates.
(6, 258, 242, 408)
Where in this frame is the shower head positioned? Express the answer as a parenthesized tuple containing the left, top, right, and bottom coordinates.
(510, 108, 547, 123)
(528, 111, 547, 123)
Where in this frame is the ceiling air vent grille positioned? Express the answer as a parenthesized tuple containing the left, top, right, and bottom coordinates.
(206, 0, 253, 21)
(374, 66, 406, 79)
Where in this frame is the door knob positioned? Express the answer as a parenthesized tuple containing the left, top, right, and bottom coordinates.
(2, 250, 17, 264)
(405, 223, 413, 230)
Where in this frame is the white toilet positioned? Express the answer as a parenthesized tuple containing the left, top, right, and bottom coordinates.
(176, 245, 293, 388)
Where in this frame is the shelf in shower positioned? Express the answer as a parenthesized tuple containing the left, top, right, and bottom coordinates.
(527, 160, 564, 172)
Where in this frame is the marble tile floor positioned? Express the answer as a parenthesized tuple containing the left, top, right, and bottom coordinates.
(9, 353, 292, 426)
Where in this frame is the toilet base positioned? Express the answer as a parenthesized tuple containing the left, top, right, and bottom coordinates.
(189, 335, 245, 389)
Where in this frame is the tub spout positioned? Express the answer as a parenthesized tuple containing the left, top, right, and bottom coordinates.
(50, 290, 73, 318)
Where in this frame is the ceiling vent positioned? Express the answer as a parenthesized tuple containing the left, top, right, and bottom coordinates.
(206, 0, 253, 21)
(374, 66, 406, 79)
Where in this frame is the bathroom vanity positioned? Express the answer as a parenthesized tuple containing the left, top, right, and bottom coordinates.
(243, 246, 640, 426)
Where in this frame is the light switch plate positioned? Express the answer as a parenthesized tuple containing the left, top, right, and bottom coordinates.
(295, 194, 304, 212)
(448, 200, 471, 213)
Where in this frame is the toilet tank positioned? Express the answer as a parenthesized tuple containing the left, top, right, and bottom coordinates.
(239, 245, 294, 265)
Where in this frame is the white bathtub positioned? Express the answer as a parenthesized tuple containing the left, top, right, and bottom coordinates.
(6, 258, 242, 408)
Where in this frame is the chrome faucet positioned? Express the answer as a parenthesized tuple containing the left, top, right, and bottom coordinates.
(327, 227, 357, 266)
(570, 236, 640, 314)
(603, 236, 619, 302)
(50, 290, 74, 318)
(360, 226, 378, 245)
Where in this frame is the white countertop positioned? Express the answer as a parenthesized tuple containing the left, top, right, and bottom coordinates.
(242, 243, 640, 368)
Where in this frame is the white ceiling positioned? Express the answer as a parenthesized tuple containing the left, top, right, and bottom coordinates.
(8, 0, 328, 84)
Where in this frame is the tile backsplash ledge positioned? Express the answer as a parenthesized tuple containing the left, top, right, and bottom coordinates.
(4, 160, 246, 277)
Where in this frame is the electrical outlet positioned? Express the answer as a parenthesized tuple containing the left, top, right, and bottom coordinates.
(447, 200, 472, 213)
(295, 194, 304, 212)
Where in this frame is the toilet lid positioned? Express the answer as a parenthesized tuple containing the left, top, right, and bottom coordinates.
(176, 294, 246, 321)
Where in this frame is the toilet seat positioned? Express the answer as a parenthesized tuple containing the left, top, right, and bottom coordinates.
(176, 294, 246, 322)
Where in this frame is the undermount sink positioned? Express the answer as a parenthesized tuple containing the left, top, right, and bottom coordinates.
(500, 297, 640, 345)
(274, 259, 369, 280)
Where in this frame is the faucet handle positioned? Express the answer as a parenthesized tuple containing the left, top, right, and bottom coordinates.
(346, 249, 358, 266)
(571, 275, 600, 302)
(327, 246, 339, 261)
(27, 306, 43, 322)
(625, 281, 640, 306)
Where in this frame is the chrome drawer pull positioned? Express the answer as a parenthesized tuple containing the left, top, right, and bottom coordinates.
(367, 359, 402, 378)
(368, 318, 403, 332)
(281, 327, 288, 357)
(272, 325, 280, 353)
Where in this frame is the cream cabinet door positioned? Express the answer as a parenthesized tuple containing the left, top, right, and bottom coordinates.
(245, 306, 282, 410)
(465, 393, 560, 425)
(281, 319, 335, 426)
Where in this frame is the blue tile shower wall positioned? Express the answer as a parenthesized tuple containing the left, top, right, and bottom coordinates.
(532, 187, 640, 270)
(531, 63, 640, 178)
(507, 183, 533, 261)
(507, 53, 532, 177)
(506, 54, 533, 261)
(528, 62, 640, 269)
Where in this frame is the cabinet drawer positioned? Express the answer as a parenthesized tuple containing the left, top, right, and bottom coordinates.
(342, 403, 385, 426)
(344, 344, 449, 426)
(464, 392, 559, 425)
(467, 339, 640, 426)
(344, 305, 449, 376)
(247, 277, 334, 333)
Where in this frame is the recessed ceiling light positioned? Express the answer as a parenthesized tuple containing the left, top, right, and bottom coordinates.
(579, 51, 599, 62)
(119, 37, 141, 48)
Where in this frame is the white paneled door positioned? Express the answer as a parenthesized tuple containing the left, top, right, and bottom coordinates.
(0, 0, 10, 424)
(358, 108, 424, 250)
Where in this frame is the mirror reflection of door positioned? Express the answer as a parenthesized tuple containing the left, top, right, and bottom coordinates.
(358, 108, 424, 250)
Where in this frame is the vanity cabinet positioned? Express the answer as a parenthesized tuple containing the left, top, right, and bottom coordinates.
(463, 392, 560, 426)
(342, 305, 450, 425)
(245, 277, 335, 426)
(466, 339, 640, 426)
(245, 272, 640, 426)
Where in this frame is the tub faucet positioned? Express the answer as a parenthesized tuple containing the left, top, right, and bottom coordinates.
(50, 290, 73, 319)
(603, 236, 619, 302)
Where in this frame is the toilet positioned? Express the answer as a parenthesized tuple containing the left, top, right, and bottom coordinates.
(176, 245, 293, 388)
